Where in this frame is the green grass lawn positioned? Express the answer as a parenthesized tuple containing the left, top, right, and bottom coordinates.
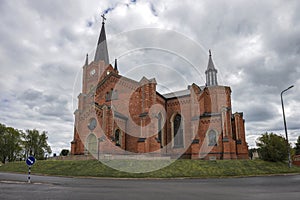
(0, 159, 299, 178)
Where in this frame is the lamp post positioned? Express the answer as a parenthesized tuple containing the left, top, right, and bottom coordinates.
(280, 85, 294, 168)
(98, 138, 101, 160)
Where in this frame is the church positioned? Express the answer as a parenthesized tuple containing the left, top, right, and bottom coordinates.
(71, 16, 249, 160)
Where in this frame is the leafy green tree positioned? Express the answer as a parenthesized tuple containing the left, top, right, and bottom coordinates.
(23, 129, 52, 160)
(295, 136, 300, 155)
(60, 149, 69, 156)
(0, 123, 22, 163)
(256, 132, 290, 162)
(0, 123, 7, 163)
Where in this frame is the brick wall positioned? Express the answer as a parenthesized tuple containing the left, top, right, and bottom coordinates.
(71, 62, 249, 160)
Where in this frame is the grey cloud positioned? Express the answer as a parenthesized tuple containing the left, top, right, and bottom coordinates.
(243, 103, 278, 122)
(17, 89, 72, 122)
(1, 0, 300, 152)
(19, 89, 44, 109)
(241, 58, 298, 90)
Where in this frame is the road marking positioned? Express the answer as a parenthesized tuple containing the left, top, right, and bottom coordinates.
(0, 180, 26, 184)
(0, 180, 53, 185)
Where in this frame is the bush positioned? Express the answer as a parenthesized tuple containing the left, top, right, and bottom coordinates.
(256, 132, 290, 162)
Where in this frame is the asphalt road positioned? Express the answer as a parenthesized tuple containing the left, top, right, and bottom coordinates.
(0, 172, 299, 200)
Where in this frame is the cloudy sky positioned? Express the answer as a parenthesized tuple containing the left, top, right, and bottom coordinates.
(1, 0, 299, 155)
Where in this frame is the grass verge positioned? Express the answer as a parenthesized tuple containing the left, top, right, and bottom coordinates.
(0, 159, 299, 178)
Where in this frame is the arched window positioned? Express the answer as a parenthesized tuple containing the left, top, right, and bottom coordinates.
(208, 130, 217, 146)
(173, 114, 184, 148)
(105, 92, 110, 101)
(115, 129, 121, 146)
(86, 134, 97, 154)
(157, 113, 162, 147)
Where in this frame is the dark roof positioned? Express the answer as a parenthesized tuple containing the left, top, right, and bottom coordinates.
(97, 23, 106, 45)
(85, 54, 88, 66)
(162, 89, 190, 99)
(94, 22, 109, 64)
(114, 58, 118, 71)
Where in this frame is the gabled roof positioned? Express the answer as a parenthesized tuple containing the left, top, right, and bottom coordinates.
(139, 76, 157, 84)
(162, 89, 190, 99)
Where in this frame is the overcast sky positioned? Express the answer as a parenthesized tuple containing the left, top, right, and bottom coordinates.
(1, 0, 299, 155)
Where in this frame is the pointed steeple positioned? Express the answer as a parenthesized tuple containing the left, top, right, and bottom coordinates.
(94, 14, 109, 64)
(205, 50, 218, 86)
(207, 50, 215, 70)
(114, 58, 118, 71)
(85, 53, 89, 66)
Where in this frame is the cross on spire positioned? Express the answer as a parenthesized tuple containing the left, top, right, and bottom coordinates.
(101, 14, 106, 24)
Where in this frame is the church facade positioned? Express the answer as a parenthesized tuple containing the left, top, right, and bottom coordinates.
(71, 18, 249, 160)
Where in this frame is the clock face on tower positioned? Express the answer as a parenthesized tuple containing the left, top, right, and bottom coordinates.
(90, 69, 96, 76)
(88, 118, 97, 130)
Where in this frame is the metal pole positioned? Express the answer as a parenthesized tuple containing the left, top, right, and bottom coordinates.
(98, 139, 100, 160)
(281, 85, 294, 168)
(28, 166, 31, 183)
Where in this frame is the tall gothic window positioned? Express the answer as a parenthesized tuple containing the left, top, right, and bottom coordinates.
(105, 92, 110, 101)
(208, 130, 217, 146)
(173, 114, 184, 148)
(115, 129, 121, 146)
(157, 113, 162, 147)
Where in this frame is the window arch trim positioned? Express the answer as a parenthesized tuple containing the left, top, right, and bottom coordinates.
(170, 112, 184, 148)
(207, 129, 218, 146)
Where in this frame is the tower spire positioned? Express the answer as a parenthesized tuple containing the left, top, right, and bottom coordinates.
(114, 58, 118, 71)
(205, 49, 218, 86)
(94, 13, 109, 64)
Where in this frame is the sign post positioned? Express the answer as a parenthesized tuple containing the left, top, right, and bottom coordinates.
(25, 156, 36, 183)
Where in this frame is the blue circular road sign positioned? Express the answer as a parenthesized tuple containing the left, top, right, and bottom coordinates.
(26, 156, 36, 166)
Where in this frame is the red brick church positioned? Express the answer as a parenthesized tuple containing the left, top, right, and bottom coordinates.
(71, 17, 249, 160)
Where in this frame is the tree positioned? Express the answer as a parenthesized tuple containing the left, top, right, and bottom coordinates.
(295, 136, 300, 155)
(0, 123, 22, 163)
(256, 132, 290, 162)
(0, 123, 5, 163)
(60, 149, 69, 156)
(23, 129, 52, 160)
